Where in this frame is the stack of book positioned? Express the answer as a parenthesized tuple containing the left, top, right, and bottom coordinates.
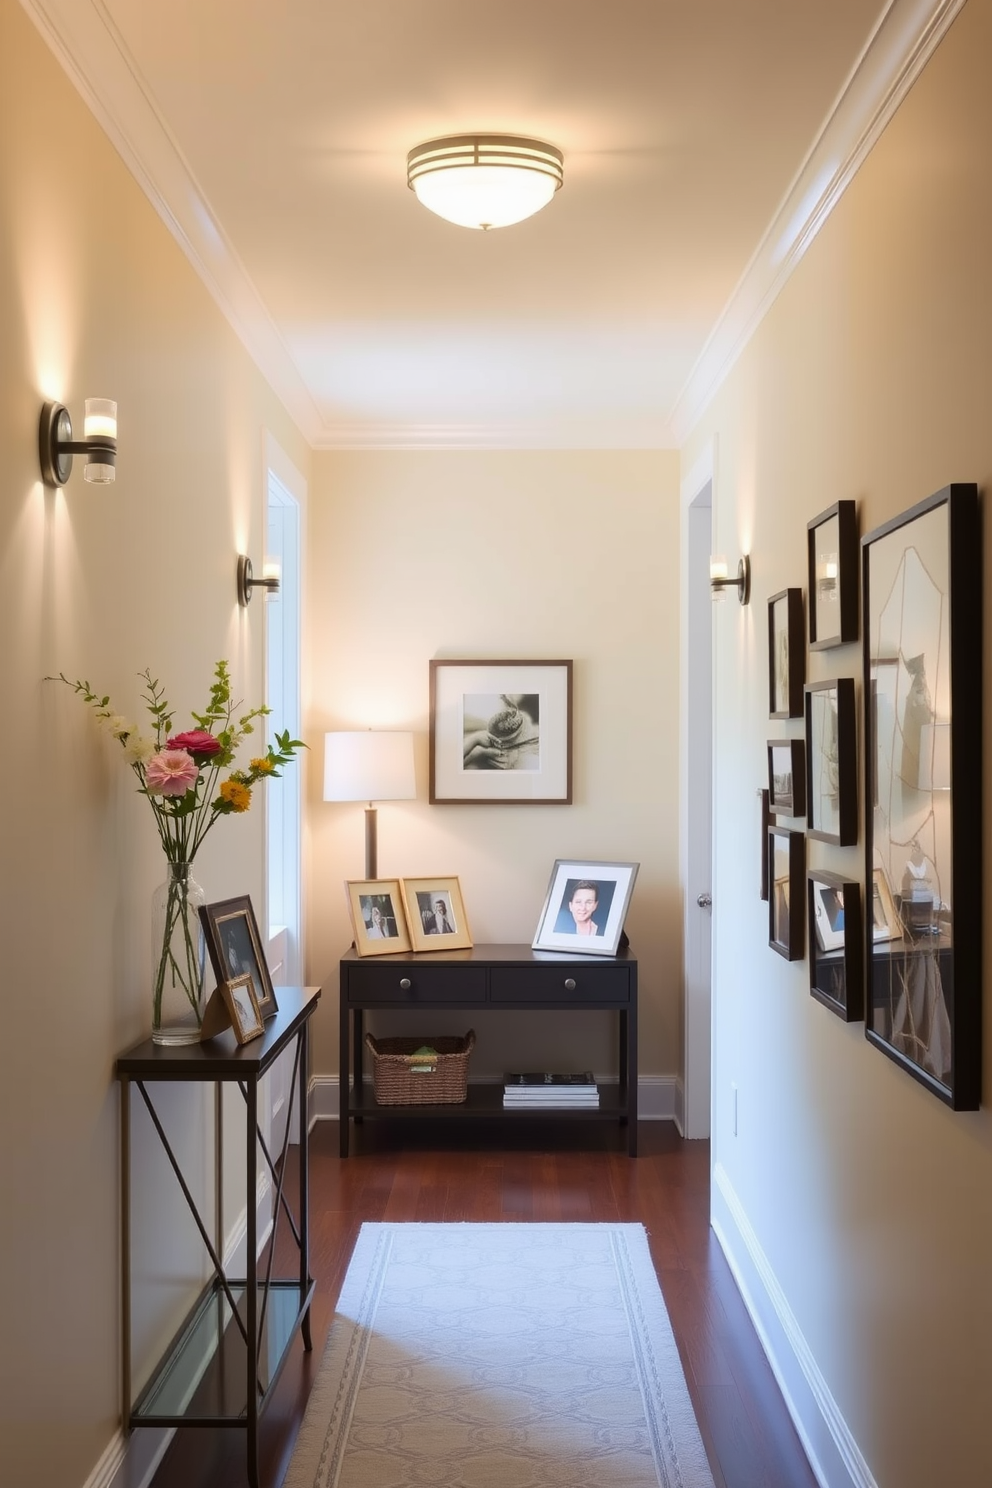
(503, 1071, 600, 1108)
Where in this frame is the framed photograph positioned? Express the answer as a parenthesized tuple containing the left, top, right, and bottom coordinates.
(768, 827, 804, 961)
(768, 589, 805, 718)
(869, 867, 900, 944)
(345, 879, 413, 956)
(863, 482, 981, 1108)
(200, 896, 278, 1020)
(805, 677, 857, 845)
(532, 859, 638, 956)
(222, 973, 264, 1045)
(807, 872, 864, 1022)
(767, 738, 806, 817)
(759, 788, 773, 901)
(429, 659, 572, 804)
(401, 876, 473, 952)
(808, 500, 859, 649)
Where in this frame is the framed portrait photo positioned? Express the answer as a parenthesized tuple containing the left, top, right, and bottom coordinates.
(200, 896, 278, 1020)
(346, 879, 412, 957)
(807, 871, 863, 1022)
(768, 588, 805, 719)
(807, 500, 859, 649)
(532, 859, 638, 956)
(429, 659, 572, 804)
(767, 738, 806, 817)
(222, 973, 264, 1045)
(401, 876, 473, 953)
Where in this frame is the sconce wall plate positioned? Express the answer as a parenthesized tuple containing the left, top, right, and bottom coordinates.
(39, 399, 117, 487)
(237, 554, 280, 606)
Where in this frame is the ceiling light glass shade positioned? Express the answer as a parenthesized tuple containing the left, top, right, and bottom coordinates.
(407, 134, 563, 230)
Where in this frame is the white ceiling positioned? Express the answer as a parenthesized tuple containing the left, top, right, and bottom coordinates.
(25, 0, 959, 448)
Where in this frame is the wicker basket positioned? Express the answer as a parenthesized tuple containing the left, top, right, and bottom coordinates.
(365, 1030, 476, 1105)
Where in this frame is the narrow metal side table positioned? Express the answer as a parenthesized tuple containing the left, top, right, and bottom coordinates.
(116, 986, 320, 1488)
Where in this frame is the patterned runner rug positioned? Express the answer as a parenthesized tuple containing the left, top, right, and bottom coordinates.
(285, 1222, 716, 1488)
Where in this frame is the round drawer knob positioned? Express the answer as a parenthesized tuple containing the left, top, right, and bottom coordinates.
(399, 977, 412, 990)
(564, 977, 576, 991)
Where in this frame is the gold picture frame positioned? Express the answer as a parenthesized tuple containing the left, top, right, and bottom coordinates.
(346, 879, 413, 956)
(401, 876, 473, 953)
(223, 973, 264, 1045)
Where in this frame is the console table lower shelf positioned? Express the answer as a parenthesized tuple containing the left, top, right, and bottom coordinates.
(339, 945, 638, 1156)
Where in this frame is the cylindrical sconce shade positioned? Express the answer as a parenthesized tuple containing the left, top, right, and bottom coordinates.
(83, 398, 117, 483)
(323, 731, 416, 803)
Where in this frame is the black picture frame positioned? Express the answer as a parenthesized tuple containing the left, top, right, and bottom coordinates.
(200, 895, 279, 1020)
(862, 483, 981, 1109)
(804, 677, 858, 845)
(807, 871, 864, 1022)
(768, 588, 805, 718)
(768, 826, 805, 960)
(767, 738, 806, 817)
(759, 788, 773, 901)
(808, 500, 859, 648)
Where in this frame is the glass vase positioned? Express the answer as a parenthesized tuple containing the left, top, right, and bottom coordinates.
(151, 862, 207, 1045)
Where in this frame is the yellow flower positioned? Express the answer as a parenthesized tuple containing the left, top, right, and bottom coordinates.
(219, 779, 252, 812)
(250, 757, 275, 774)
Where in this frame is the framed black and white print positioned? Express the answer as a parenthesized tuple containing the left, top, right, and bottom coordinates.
(768, 589, 805, 718)
(768, 827, 805, 960)
(759, 788, 773, 901)
(429, 660, 572, 804)
(767, 739, 806, 817)
(805, 678, 857, 845)
(200, 896, 278, 1020)
(862, 482, 981, 1109)
(807, 871, 864, 1022)
(808, 500, 858, 649)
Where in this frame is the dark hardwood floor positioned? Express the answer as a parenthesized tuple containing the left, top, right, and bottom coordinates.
(149, 1118, 818, 1488)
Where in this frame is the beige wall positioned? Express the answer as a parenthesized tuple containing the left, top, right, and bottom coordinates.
(683, 2, 992, 1484)
(0, 4, 310, 1485)
(305, 450, 683, 1083)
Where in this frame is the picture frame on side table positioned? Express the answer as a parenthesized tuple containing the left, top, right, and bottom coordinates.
(533, 859, 638, 956)
(807, 872, 864, 1022)
(402, 876, 473, 952)
(805, 677, 858, 845)
(345, 879, 413, 957)
(200, 895, 279, 1020)
(768, 589, 805, 719)
(808, 500, 859, 648)
(222, 973, 265, 1044)
(767, 738, 806, 817)
(429, 659, 572, 804)
(863, 482, 981, 1109)
(768, 827, 804, 960)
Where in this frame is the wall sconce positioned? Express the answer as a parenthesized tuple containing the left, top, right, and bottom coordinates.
(39, 399, 117, 486)
(237, 555, 281, 606)
(323, 730, 416, 879)
(710, 554, 751, 605)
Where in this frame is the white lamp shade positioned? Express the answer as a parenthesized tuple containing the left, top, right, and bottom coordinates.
(323, 731, 416, 803)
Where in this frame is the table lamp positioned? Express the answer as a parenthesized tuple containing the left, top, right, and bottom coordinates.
(323, 730, 416, 878)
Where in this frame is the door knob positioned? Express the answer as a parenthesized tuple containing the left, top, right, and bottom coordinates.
(696, 893, 712, 908)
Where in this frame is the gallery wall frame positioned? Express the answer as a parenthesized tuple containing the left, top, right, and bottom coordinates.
(767, 738, 806, 817)
(759, 788, 773, 901)
(805, 677, 858, 845)
(768, 588, 805, 719)
(862, 482, 981, 1109)
(768, 826, 805, 961)
(808, 500, 859, 649)
(429, 659, 572, 804)
(807, 871, 864, 1022)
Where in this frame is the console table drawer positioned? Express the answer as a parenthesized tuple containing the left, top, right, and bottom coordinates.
(489, 965, 630, 1004)
(346, 964, 487, 1004)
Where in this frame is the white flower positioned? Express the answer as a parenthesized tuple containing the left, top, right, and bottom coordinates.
(107, 714, 133, 738)
(124, 733, 156, 763)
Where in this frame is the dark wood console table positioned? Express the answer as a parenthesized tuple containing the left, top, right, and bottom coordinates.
(339, 945, 638, 1156)
(116, 985, 320, 1488)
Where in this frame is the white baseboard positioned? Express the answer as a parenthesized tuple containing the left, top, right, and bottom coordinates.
(100, 1426, 172, 1488)
(711, 1162, 878, 1488)
(308, 1073, 680, 1127)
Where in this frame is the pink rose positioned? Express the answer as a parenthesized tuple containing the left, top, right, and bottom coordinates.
(145, 749, 199, 797)
(167, 728, 221, 759)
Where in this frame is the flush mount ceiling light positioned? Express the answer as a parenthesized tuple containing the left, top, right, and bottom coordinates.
(406, 134, 563, 230)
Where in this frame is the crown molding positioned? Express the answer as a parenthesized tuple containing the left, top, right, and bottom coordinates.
(19, 0, 325, 443)
(668, 0, 968, 446)
(21, 0, 959, 453)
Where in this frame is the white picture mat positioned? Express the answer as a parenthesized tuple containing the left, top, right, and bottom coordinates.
(433, 663, 570, 801)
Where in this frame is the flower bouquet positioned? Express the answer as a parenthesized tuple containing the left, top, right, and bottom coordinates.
(51, 661, 305, 1042)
